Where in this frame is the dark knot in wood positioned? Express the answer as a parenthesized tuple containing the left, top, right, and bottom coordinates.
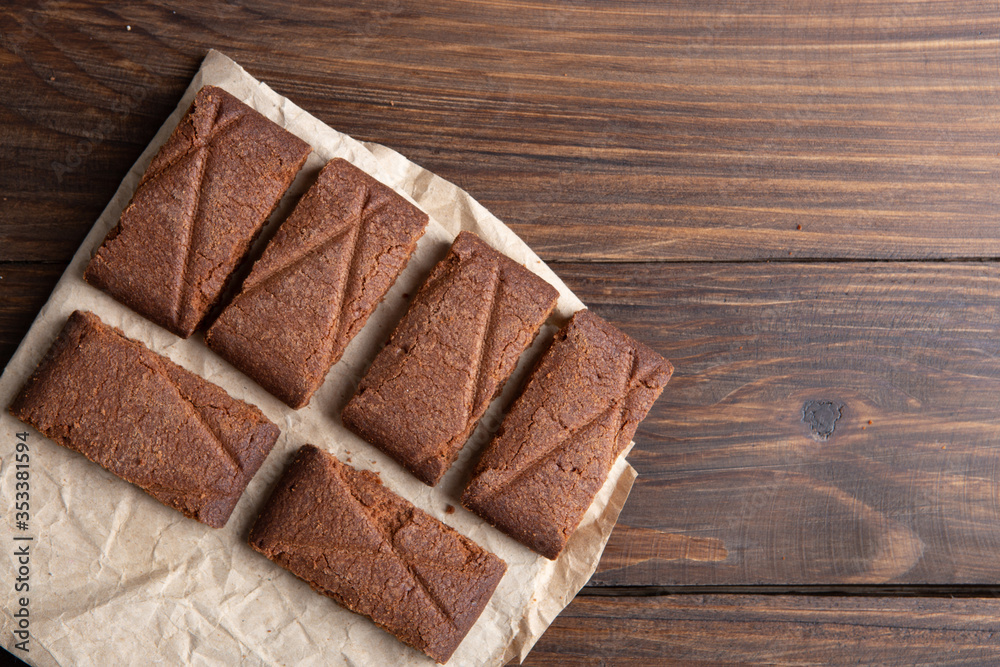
(802, 400, 843, 441)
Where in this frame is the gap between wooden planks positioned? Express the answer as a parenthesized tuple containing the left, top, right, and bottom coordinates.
(522, 594, 1000, 666)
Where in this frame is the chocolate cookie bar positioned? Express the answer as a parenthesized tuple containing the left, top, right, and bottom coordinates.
(462, 310, 672, 560)
(8, 310, 280, 528)
(84, 85, 312, 338)
(249, 445, 506, 664)
(341, 231, 559, 486)
(205, 158, 428, 409)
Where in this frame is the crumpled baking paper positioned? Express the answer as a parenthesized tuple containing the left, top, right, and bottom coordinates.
(0, 49, 637, 666)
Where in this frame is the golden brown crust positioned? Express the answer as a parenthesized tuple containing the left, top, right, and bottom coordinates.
(342, 231, 559, 486)
(84, 85, 312, 338)
(8, 310, 280, 528)
(205, 158, 428, 409)
(249, 445, 506, 664)
(462, 309, 673, 560)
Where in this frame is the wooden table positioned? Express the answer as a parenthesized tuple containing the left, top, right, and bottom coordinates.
(3, 1, 1000, 663)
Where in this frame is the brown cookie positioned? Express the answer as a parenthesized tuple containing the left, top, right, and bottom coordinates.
(342, 231, 559, 485)
(84, 85, 312, 338)
(249, 444, 506, 664)
(9, 310, 280, 528)
(462, 309, 672, 560)
(205, 158, 428, 408)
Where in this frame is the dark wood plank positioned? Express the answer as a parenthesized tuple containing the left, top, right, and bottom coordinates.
(8, 261, 1000, 587)
(549, 261, 1000, 586)
(2, 1, 997, 262)
(524, 595, 1000, 665)
(0, 263, 62, 369)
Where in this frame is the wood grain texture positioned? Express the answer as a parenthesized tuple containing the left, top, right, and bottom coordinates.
(8, 261, 1000, 587)
(4, 0, 1000, 661)
(524, 595, 1000, 665)
(0, 263, 62, 368)
(552, 261, 1000, 586)
(1, 1, 998, 262)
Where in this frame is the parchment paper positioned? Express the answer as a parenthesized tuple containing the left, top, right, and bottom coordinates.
(0, 50, 637, 666)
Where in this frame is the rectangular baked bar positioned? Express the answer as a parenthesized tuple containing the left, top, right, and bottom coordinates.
(8, 310, 280, 528)
(205, 158, 429, 408)
(84, 85, 312, 338)
(341, 231, 559, 485)
(462, 309, 673, 560)
(249, 444, 506, 664)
